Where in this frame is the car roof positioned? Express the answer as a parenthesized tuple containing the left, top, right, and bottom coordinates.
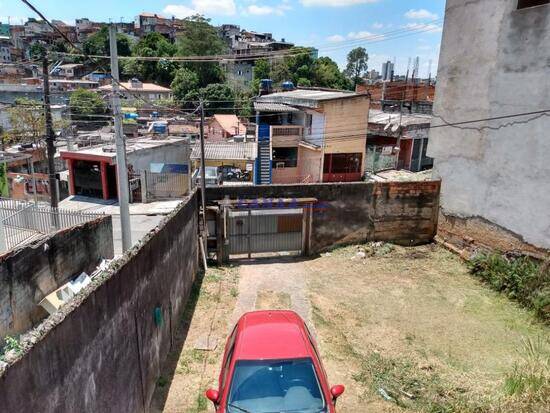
(234, 310, 312, 360)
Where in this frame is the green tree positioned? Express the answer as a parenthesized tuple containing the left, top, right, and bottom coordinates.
(171, 68, 200, 103)
(83, 26, 132, 57)
(313, 57, 351, 90)
(69, 89, 107, 124)
(253, 58, 270, 81)
(344, 47, 369, 90)
(122, 32, 179, 85)
(29, 42, 46, 59)
(186, 83, 235, 116)
(176, 15, 226, 87)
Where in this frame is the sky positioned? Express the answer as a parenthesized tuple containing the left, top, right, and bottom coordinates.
(0, 0, 445, 75)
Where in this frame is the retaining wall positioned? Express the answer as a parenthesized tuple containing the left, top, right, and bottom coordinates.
(0, 216, 114, 339)
(0, 192, 199, 413)
(206, 181, 441, 252)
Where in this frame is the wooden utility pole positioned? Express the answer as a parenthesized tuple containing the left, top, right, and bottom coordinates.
(109, 24, 132, 251)
(42, 54, 59, 208)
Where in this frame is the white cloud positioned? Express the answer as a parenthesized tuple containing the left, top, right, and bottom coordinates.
(347, 30, 381, 40)
(326, 34, 345, 42)
(371, 22, 384, 30)
(301, 0, 379, 7)
(405, 9, 438, 20)
(163, 5, 196, 18)
(327, 30, 383, 42)
(403, 23, 442, 34)
(246, 2, 292, 16)
(163, 0, 237, 17)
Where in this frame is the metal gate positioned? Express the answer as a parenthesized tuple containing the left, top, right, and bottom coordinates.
(227, 208, 304, 256)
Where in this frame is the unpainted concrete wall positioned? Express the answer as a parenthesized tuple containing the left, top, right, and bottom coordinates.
(428, 0, 550, 250)
(0, 192, 199, 413)
(206, 181, 441, 252)
(0, 216, 114, 339)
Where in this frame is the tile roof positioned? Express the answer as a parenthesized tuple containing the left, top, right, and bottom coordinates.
(99, 82, 171, 92)
(212, 114, 247, 135)
(191, 142, 257, 161)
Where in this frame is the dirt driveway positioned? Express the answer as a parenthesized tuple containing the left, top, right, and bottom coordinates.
(151, 244, 549, 413)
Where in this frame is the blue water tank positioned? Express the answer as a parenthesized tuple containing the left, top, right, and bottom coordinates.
(260, 79, 273, 93)
(282, 81, 295, 91)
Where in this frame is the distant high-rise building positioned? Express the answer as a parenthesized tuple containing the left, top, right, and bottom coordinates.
(381, 61, 394, 81)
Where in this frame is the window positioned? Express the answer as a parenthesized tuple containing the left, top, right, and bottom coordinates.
(272, 147, 298, 168)
(228, 358, 326, 413)
(518, 0, 549, 9)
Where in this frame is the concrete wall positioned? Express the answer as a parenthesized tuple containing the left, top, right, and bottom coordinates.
(207, 181, 440, 252)
(0, 216, 114, 340)
(0, 193, 199, 412)
(126, 140, 191, 173)
(428, 0, 550, 250)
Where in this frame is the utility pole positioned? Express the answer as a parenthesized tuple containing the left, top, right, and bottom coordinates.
(42, 53, 59, 209)
(109, 24, 132, 251)
(199, 100, 207, 229)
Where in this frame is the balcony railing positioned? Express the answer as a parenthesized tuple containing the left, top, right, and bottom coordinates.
(271, 125, 304, 137)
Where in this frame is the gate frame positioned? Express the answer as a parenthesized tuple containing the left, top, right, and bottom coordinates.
(215, 197, 317, 264)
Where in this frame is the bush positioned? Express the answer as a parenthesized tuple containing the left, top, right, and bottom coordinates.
(469, 253, 550, 322)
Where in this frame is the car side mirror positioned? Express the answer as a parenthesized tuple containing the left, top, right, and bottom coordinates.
(331, 384, 345, 401)
(205, 388, 220, 404)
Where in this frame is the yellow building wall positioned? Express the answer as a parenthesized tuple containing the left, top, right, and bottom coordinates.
(320, 96, 369, 173)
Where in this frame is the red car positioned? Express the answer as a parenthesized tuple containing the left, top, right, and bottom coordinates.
(206, 310, 345, 413)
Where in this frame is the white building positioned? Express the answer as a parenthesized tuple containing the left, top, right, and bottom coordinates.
(428, 0, 550, 252)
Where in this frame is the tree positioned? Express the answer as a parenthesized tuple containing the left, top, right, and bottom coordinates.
(313, 57, 351, 90)
(186, 83, 235, 116)
(253, 58, 270, 81)
(171, 68, 200, 103)
(6, 99, 46, 146)
(176, 15, 226, 87)
(83, 26, 132, 57)
(344, 47, 369, 90)
(69, 89, 107, 124)
(122, 32, 179, 85)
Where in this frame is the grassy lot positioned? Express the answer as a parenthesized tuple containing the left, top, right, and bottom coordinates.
(151, 244, 549, 412)
(305, 244, 549, 412)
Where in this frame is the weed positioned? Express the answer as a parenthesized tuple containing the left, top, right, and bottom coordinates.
(157, 376, 168, 387)
(0, 335, 22, 361)
(469, 253, 550, 322)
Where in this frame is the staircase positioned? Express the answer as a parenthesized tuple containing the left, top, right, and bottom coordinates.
(256, 141, 272, 185)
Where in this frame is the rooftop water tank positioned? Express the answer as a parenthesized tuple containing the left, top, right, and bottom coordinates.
(282, 81, 295, 91)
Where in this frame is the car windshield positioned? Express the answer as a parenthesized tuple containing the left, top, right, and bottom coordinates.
(228, 358, 326, 413)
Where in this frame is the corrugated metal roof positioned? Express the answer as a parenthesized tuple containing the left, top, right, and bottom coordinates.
(369, 109, 432, 127)
(253, 102, 300, 113)
(256, 88, 365, 109)
(191, 142, 257, 160)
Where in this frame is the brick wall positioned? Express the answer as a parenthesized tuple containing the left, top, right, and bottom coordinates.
(0, 192, 199, 412)
(0, 216, 114, 339)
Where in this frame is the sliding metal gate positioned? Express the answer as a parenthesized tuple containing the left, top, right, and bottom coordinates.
(227, 208, 304, 256)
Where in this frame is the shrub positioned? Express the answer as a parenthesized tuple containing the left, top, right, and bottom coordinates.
(469, 253, 550, 322)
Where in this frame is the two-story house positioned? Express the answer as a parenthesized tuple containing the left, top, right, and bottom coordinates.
(254, 88, 370, 184)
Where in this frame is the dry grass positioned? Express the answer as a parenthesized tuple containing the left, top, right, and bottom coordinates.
(150, 265, 240, 413)
(305, 243, 550, 412)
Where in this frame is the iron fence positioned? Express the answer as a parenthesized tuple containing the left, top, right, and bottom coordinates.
(0, 198, 103, 251)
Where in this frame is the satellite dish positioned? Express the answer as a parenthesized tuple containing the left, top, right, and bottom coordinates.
(391, 124, 400, 133)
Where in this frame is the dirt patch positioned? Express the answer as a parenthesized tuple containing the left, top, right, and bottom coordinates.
(150, 266, 240, 413)
(305, 243, 550, 412)
(150, 245, 549, 413)
(256, 290, 292, 310)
